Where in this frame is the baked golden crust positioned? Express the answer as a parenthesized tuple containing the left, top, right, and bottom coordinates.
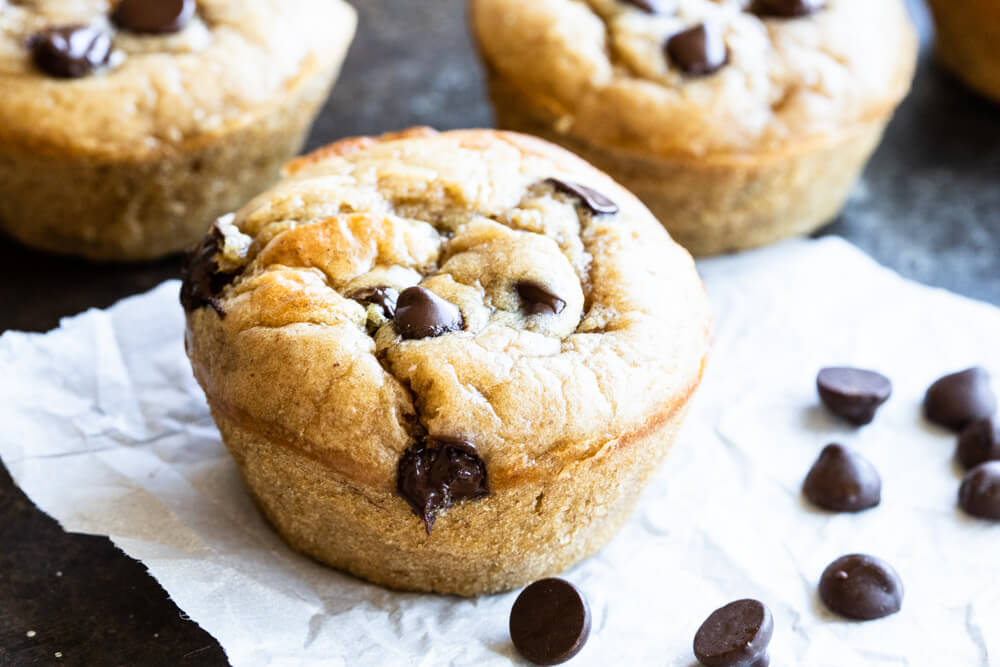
(184, 128, 712, 594)
(470, 0, 916, 159)
(926, 0, 1000, 103)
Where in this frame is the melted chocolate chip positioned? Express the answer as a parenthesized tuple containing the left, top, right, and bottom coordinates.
(28, 25, 111, 79)
(803, 444, 881, 513)
(396, 437, 489, 533)
(750, 0, 825, 18)
(179, 225, 239, 318)
(957, 418, 1000, 470)
(517, 282, 566, 316)
(545, 178, 619, 216)
(816, 367, 892, 426)
(112, 0, 195, 34)
(694, 599, 774, 667)
(959, 461, 1000, 521)
(666, 23, 728, 76)
(347, 286, 399, 318)
(924, 367, 997, 432)
(819, 554, 903, 621)
(394, 286, 464, 340)
(510, 578, 591, 666)
(622, 0, 674, 14)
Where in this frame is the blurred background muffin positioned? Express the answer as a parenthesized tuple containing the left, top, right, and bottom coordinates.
(925, 0, 1000, 103)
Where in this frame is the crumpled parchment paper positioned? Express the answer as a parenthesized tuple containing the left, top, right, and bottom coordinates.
(2, 237, 998, 666)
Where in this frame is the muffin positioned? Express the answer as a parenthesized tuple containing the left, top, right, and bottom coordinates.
(470, 0, 918, 256)
(0, 0, 356, 260)
(926, 0, 1000, 103)
(182, 127, 712, 595)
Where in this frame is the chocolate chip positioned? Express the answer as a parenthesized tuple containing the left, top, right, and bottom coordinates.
(179, 224, 239, 318)
(957, 418, 1000, 470)
(816, 367, 892, 426)
(27, 25, 111, 78)
(545, 178, 619, 216)
(517, 282, 566, 316)
(958, 461, 1000, 521)
(749, 0, 825, 18)
(924, 367, 997, 432)
(819, 554, 903, 621)
(394, 286, 464, 340)
(693, 599, 773, 667)
(510, 578, 591, 665)
(803, 444, 881, 513)
(112, 0, 195, 34)
(666, 23, 728, 76)
(622, 0, 674, 14)
(396, 437, 489, 534)
(347, 286, 399, 318)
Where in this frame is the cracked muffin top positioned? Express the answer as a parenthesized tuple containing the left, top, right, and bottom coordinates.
(471, 0, 917, 157)
(0, 0, 356, 158)
(182, 128, 711, 498)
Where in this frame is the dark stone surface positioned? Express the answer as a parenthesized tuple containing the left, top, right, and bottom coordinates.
(0, 1, 997, 664)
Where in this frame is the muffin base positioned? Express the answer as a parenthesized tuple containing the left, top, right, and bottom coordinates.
(209, 392, 694, 597)
(926, 0, 1000, 103)
(486, 71, 889, 257)
(0, 60, 344, 261)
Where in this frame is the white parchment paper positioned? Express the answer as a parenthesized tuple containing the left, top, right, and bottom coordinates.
(2, 238, 998, 666)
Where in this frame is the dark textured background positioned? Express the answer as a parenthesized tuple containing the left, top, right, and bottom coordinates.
(1, 1, 998, 664)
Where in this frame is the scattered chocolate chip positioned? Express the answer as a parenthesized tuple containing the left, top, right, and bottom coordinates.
(394, 286, 464, 340)
(803, 444, 881, 513)
(924, 367, 997, 432)
(27, 25, 111, 78)
(517, 282, 566, 316)
(510, 578, 591, 666)
(749, 0, 825, 18)
(622, 0, 674, 14)
(545, 178, 619, 216)
(666, 23, 728, 76)
(693, 599, 773, 667)
(179, 225, 239, 318)
(347, 286, 399, 318)
(819, 554, 903, 621)
(112, 0, 195, 34)
(396, 437, 489, 533)
(957, 418, 1000, 470)
(958, 461, 1000, 521)
(816, 367, 892, 426)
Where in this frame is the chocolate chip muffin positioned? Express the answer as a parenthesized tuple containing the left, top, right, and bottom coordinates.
(0, 0, 356, 260)
(926, 0, 1000, 103)
(470, 0, 918, 256)
(182, 128, 712, 595)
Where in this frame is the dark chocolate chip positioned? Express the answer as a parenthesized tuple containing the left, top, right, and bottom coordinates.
(510, 578, 591, 666)
(622, 0, 674, 14)
(694, 599, 773, 667)
(545, 178, 619, 216)
(112, 0, 195, 34)
(666, 23, 728, 76)
(958, 461, 1000, 521)
(179, 224, 239, 318)
(924, 367, 997, 432)
(517, 282, 566, 316)
(28, 25, 111, 79)
(819, 554, 903, 621)
(394, 286, 464, 339)
(749, 0, 825, 18)
(803, 444, 881, 513)
(347, 286, 399, 318)
(816, 366, 892, 426)
(957, 418, 1000, 470)
(396, 437, 489, 534)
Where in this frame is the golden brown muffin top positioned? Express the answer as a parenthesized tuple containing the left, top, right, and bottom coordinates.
(471, 0, 917, 158)
(183, 128, 712, 498)
(0, 0, 356, 158)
